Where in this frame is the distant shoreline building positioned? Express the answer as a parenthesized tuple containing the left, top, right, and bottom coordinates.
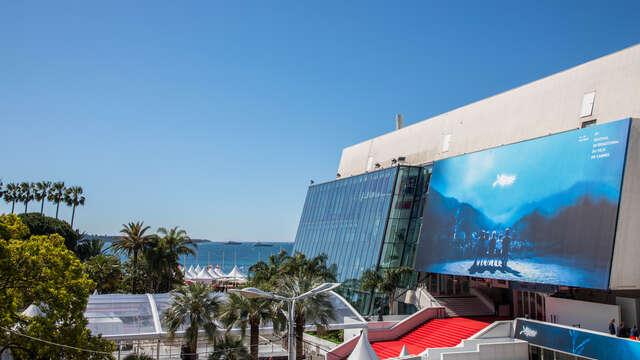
(293, 42, 640, 329)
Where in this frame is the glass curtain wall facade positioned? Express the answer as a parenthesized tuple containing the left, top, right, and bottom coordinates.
(293, 165, 431, 314)
(294, 167, 397, 283)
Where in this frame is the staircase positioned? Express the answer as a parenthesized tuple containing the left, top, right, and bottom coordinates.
(370, 317, 494, 359)
(435, 296, 494, 317)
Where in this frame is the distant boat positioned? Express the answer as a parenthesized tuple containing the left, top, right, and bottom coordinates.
(224, 241, 242, 245)
(253, 242, 272, 247)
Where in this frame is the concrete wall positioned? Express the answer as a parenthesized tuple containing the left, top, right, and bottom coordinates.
(545, 296, 620, 333)
(610, 118, 640, 290)
(337, 44, 640, 177)
(616, 297, 640, 329)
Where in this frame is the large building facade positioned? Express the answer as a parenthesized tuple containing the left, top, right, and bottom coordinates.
(293, 44, 640, 319)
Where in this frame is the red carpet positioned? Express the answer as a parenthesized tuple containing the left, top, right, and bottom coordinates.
(370, 317, 495, 359)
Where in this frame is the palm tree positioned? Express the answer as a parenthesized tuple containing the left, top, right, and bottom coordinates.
(274, 273, 336, 359)
(163, 282, 222, 359)
(3, 183, 19, 213)
(64, 186, 85, 228)
(361, 267, 414, 315)
(158, 226, 198, 260)
(48, 182, 66, 219)
(112, 221, 152, 293)
(34, 181, 52, 214)
(220, 292, 275, 360)
(77, 237, 107, 261)
(207, 334, 249, 360)
(249, 250, 291, 285)
(18, 182, 34, 213)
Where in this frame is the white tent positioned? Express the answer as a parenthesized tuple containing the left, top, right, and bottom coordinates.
(226, 265, 247, 280)
(194, 267, 213, 283)
(206, 267, 220, 280)
(194, 264, 202, 273)
(213, 265, 225, 277)
(399, 345, 409, 357)
(22, 304, 46, 318)
(348, 331, 380, 360)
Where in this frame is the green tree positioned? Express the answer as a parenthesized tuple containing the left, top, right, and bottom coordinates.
(77, 238, 107, 261)
(248, 250, 291, 285)
(64, 186, 85, 229)
(360, 267, 414, 315)
(142, 227, 196, 293)
(18, 213, 81, 252)
(84, 255, 123, 294)
(48, 182, 66, 219)
(163, 282, 222, 359)
(34, 181, 52, 215)
(274, 273, 336, 359)
(207, 334, 249, 360)
(17, 182, 34, 214)
(0, 214, 114, 359)
(220, 292, 275, 360)
(3, 183, 19, 214)
(112, 221, 152, 293)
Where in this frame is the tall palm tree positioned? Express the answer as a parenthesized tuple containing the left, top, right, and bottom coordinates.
(18, 182, 34, 213)
(248, 250, 291, 285)
(34, 181, 52, 214)
(77, 238, 107, 261)
(64, 186, 85, 228)
(163, 282, 222, 359)
(48, 182, 66, 219)
(157, 226, 198, 260)
(220, 292, 275, 360)
(361, 267, 414, 315)
(3, 183, 19, 214)
(274, 273, 336, 359)
(112, 221, 152, 293)
(207, 334, 249, 360)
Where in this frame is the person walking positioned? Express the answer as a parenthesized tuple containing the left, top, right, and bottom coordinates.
(617, 321, 626, 337)
(630, 324, 638, 339)
(609, 318, 616, 335)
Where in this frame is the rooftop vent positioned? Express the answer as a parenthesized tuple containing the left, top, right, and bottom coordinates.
(395, 114, 403, 130)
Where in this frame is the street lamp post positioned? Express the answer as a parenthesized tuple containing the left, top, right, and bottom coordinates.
(232, 282, 341, 360)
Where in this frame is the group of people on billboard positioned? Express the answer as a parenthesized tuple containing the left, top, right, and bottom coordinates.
(468, 228, 512, 272)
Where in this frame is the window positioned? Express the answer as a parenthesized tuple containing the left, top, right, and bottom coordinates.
(581, 119, 597, 128)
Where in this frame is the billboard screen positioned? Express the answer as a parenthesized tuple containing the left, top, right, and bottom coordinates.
(514, 319, 640, 358)
(415, 119, 631, 289)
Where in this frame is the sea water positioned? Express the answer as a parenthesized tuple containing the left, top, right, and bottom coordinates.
(179, 242, 294, 274)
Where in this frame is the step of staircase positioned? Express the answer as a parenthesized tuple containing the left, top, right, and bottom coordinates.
(435, 296, 494, 317)
(370, 317, 494, 359)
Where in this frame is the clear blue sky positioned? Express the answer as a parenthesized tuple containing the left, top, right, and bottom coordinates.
(1, 1, 639, 242)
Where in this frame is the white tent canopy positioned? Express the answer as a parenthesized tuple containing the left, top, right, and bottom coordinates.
(194, 268, 214, 283)
(399, 345, 409, 357)
(213, 266, 225, 277)
(22, 304, 46, 318)
(348, 331, 380, 360)
(226, 265, 247, 280)
(206, 267, 220, 279)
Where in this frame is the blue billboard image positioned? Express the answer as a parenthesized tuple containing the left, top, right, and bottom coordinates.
(415, 118, 631, 289)
(515, 318, 640, 358)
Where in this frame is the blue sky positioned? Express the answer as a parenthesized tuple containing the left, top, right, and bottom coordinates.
(431, 119, 630, 224)
(1, 1, 639, 241)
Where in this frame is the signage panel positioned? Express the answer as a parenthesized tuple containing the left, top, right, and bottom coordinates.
(415, 119, 631, 289)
